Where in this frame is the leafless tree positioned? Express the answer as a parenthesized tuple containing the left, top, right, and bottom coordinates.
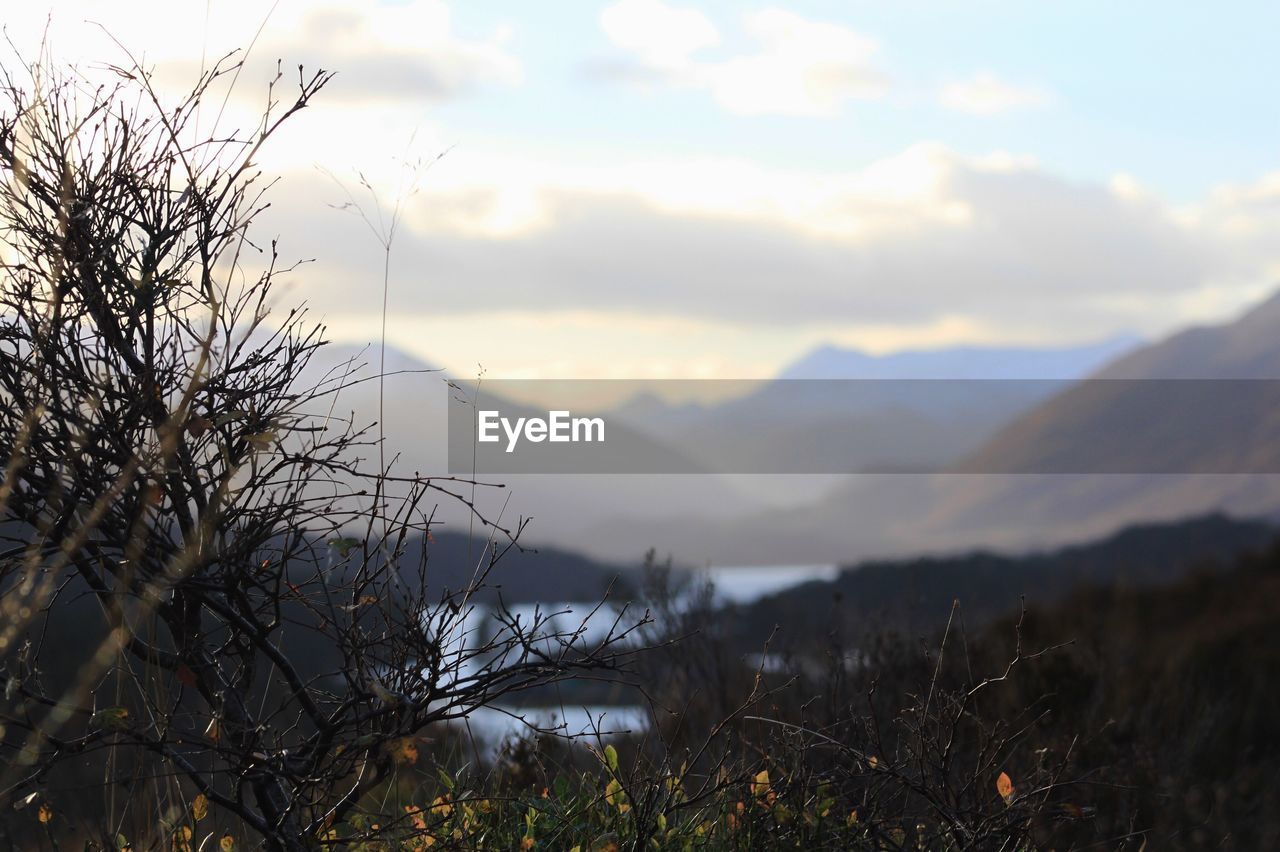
(0, 50, 644, 850)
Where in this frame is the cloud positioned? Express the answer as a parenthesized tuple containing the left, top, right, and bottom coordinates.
(272, 4, 522, 104)
(597, 2, 888, 116)
(255, 144, 1251, 345)
(7, 1, 521, 105)
(599, 0, 720, 72)
(939, 73, 1049, 115)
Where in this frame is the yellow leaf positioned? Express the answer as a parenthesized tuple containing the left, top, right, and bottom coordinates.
(37, 801, 52, 823)
(752, 769, 771, 798)
(386, 736, 419, 765)
(191, 793, 208, 821)
(219, 835, 235, 852)
(604, 778, 630, 812)
(997, 771, 1015, 804)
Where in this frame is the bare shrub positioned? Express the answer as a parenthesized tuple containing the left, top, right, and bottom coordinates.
(0, 50, 645, 850)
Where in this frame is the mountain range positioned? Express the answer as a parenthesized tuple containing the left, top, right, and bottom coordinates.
(586, 291, 1280, 563)
(607, 336, 1139, 476)
(311, 289, 1280, 567)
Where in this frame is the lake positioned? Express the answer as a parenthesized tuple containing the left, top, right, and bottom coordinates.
(434, 565, 837, 751)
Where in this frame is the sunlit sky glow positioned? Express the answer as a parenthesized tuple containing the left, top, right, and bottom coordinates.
(8, 1, 1280, 379)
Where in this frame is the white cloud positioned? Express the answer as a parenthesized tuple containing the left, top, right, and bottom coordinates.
(599, 0, 719, 71)
(599, 3, 887, 116)
(939, 72, 1049, 115)
(282, 4, 523, 103)
(252, 142, 1252, 348)
(6, 1, 521, 104)
(3, 1, 523, 194)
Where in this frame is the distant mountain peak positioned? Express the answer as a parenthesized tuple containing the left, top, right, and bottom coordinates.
(779, 335, 1142, 381)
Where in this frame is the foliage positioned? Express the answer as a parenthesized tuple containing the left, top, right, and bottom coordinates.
(1, 40, 1273, 852)
(0, 48, 645, 851)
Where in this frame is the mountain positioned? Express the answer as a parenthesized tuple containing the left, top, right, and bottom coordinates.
(732, 513, 1276, 643)
(606, 336, 1140, 477)
(910, 292, 1280, 548)
(300, 342, 763, 560)
(412, 530, 635, 603)
(1098, 291, 1280, 379)
(777, 336, 1139, 380)
(596, 291, 1280, 565)
(961, 293, 1280, 475)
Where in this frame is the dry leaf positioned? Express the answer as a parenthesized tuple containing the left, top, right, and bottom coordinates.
(191, 793, 208, 821)
(997, 771, 1015, 804)
(185, 415, 213, 438)
(752, 769, 770, 798)
(386, 736, 419, 765)
(37, 801, 52, 823)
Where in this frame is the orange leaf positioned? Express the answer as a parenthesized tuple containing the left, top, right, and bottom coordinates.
(996, 771, 1015, 804)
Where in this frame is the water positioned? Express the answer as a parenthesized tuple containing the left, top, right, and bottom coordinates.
(431, 566, 836, 749)
(699, 564, 840, 604)
(441, 703, 651, 753)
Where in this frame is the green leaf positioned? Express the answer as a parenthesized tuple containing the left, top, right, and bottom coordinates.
(327, 537, 361, 557)
(604, 744, 619, 773)
(92, 707, 130, 731)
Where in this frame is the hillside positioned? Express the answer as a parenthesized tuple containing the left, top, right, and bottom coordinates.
(413, 529, 635, 603)
(960, 534, 1280, 848)
(608, 337, 1139, 476)
(731, 514, 1276, 644)
(302, 342, 764, 559)
(914, 291, 1280, 547)
(960, 292, 1280, 475)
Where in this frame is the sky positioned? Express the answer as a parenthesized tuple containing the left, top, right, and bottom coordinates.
(7, 0, 1280, 379)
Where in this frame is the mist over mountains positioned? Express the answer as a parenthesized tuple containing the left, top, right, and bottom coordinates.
(311, 289, 1280, 567)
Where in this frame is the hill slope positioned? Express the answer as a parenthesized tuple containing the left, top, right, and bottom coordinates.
(732, 513, 1276, 643)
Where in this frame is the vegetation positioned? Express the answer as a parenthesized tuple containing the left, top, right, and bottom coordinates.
(0, 51, 645, 851)
(0, 47, 1274, 852)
